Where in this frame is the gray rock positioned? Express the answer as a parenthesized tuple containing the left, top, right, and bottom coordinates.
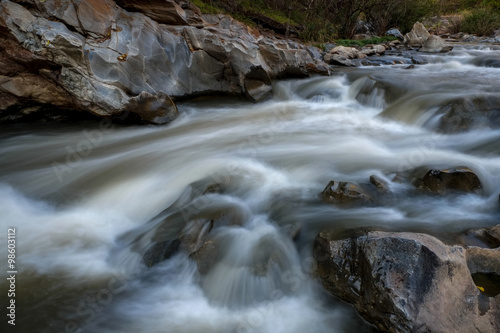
(314, 229, 500, 333)
(404, 22, 430, 47)
(324, 54, 354, 67)
(419, 35, 453, 53)
(360, 44, 386, 56)
(386, 28, 404, 40)
(329, 45, 360, 59)
(411, 56, 428, 65)
(0, 0, 330, 123)
(435, 94, 500, 133)
(324, 43, 336, 53)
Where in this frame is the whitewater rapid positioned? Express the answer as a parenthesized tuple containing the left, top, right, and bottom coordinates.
(1, 44, 500, 332)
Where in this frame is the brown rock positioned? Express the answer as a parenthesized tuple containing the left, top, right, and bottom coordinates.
(189, 240, 218, 274)
(321, 180, 372, 206)
(329, 45, 360, 59)
(462, 224, 500, 249)
(0, 74, 73, 107)
(125, 91, 178, 124)
(77, 0, 118, 36)
(467, 247, 500, 276)
(421, 167, 482, 194)
(115, 0, 205, 26)
(369, 175, 389, 193)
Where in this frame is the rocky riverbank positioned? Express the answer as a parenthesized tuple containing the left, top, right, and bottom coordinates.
(314, 163, 500, 332)
(0, 0, 328, 124)
(2, 1, 497, 124)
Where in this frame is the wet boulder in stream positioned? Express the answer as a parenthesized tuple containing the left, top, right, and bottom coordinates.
(321, 180, 373, 206)
(321, 175, 391, 207)
(314, 229, 500, 333)
(138, 181, 238, 267)
(419, 167, 482, 194)
(435, 95, 500, 133)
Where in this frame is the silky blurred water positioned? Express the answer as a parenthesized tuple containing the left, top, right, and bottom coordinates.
(1, 44, 499, 333)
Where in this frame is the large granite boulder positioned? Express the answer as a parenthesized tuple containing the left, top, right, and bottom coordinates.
(404, 22, 430, 47)
(314, 229, 500, 333)
(0, 0, 329, 123)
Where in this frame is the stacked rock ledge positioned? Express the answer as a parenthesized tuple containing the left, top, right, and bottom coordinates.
(0, 0, 330, 124)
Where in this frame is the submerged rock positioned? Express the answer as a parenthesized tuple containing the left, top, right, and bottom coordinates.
(321, 180, 372, 206)
(420, 167, 482, 194)
(435, 95, 500, 133)
(314, 229, 500, 333)
(369, 175, 389, 193)
(465, 225, 500, 249)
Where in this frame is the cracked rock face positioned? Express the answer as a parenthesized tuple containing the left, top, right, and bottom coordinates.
(314, 229, 500, 333)
(0, 0, 328, 124)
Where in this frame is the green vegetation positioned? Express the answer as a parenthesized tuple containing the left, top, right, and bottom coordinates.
(438, 0, 500, 35)
(462, 8, 500, 36)
(335, 36, 398, 47)
(192, 0, 500, 40)
(190, 0, 225, 14)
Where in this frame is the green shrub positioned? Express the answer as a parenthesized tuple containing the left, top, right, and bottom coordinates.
(448, 15, 464, 34)
(335, 36, 397, 47)
(462, 8, 500, 36)
(190, 0, 225, 14)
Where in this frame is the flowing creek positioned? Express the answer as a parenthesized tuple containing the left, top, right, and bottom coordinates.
(1, 44, 500, 332)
